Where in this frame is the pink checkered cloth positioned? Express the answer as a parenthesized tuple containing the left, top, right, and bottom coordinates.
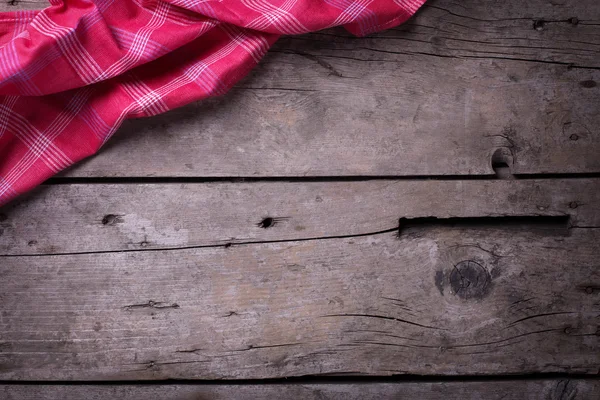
(0, 0, 425, 206)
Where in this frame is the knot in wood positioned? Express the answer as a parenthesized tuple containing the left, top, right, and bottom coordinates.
(450, 260, 491, 300)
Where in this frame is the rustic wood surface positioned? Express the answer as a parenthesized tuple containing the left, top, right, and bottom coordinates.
(2, 380, 600, 400)
(1, 221, 598, 379)
(1, 0, 599, 389)
(2, 0, 599, 177)
(1, 179, 599, 255)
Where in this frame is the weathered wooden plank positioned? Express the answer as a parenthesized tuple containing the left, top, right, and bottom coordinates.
(2, 380, 600, 400)
(0, 221, 598, 379)
(58, 0, 600, 177)
(1, 179, 598, 255)
(3, 0, 598, 177)
(288, 0, 600, 68)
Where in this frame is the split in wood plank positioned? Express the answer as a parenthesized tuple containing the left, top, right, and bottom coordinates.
(1, 179, 598, 255)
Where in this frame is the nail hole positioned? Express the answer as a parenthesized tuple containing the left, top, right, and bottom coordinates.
(568, 201, 578, 209)
(102, 214, 122, 225)
(491, 149, 512, 179)
(256, 217, 289, 229)
(258, 217, 274, 228)
(569, 134, 579, 141)
(533, 19, 545, 30)
(568, 17, 579, 26)
(585, 286, 594, 294)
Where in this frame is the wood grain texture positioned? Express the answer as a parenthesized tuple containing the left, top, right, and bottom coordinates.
(47, 0, 600, 177)
(1, 223, 598, 379)
(1, 179, 599, 255)
(1, 0, 599, 383)
(2, 380, 600, 400)
(3, 0, 599, 177)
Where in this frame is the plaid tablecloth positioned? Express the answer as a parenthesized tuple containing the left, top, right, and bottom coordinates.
(0, 0, 425, 206)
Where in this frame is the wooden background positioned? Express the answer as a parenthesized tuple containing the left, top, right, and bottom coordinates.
(1, 0, 599, 398)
